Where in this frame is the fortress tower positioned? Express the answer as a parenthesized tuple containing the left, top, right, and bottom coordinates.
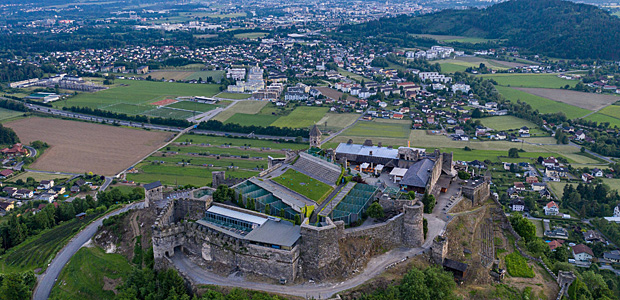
(402, 201, 424, 247)
(432, 234, 448, 265)
(309, 124, 322, 148)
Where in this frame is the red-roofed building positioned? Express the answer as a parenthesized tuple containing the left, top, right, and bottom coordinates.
(0, 169, 14, 179)
(572, 244, 594, 262)
(548, 240, 564, 251)
(544, 201, 560, 216)
(1, 144, 27, 157)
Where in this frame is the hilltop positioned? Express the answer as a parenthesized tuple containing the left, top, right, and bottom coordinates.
(339, 0, 620, 60)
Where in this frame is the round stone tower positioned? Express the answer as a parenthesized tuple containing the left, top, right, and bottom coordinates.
(403, 201, 424, 247)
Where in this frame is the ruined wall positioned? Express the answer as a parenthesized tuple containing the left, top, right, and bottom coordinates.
(174, 198, 209, 221)
(426, 158, 443, 195)
(432, 235, 448, 265)
(152, 222, 186, 269)
(299, 218, 344, 280)
(462, 181, 491, 205)
(441, 152, 454, 175)
(344, 213, 404, 246)
(145, 185, 163, 208)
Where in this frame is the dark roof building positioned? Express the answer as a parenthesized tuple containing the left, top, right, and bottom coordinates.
(144, 181, 162, 191)
(400, 158, 435, 192)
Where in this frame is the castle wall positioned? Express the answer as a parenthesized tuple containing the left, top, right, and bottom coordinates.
(299, 218, 344, 280)
(402, 202, 424, 247)
(426, 158, 443, 195)
(462, 181, 491, 205)
(174, 198, 209, 221)
(344, 213, 404, 246)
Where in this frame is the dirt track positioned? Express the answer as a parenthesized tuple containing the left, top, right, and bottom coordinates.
(5, 117, 171, 175)
(515, 87, 620, 111)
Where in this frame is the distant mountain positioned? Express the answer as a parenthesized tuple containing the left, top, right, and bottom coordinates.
(340, 0, 620, 60)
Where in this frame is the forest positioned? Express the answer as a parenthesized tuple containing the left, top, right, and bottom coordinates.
(338, 0, 620, 60)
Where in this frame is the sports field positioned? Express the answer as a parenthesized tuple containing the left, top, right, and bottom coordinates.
(166, 101, 218, 112)
(270, 107, 330, 128)
(479, 116, 538, 131)
(316, 113, 361, 132)
(50, 246, 132, 300)
(58, 79, 221, 119)
(479, 73, 575, 89)
(272, 169, 333, 203)
(213, 100, 268, 122)
(216, 92, 252, 100)
(494, 86, 590, 119)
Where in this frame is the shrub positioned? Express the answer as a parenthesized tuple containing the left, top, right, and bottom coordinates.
(505, 252, 534, 278)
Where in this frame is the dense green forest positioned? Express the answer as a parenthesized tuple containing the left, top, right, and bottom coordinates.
(339, 0, 620, 60)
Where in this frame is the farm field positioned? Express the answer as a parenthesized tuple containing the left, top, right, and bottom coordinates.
(316, 113, 361, 132)
(479, 116, 538, 131)
(57, 79, 221, 118)
(584, 112, 620, 128)
(50, 246, 133, 300)
(270, 107, 330, 128)
(7, 171, 72, 183)
(234, 32, 268, 39)
(412, 34, 497, 44)
(343, 119, 412, 139)
(439, 148, 555, 162)
(494, 86, 590, 119)
(5, 117, 172, 175)
(515, 88, 620, 111)
(479, 73, 575, 89)
(0, 107, 25, 122)
(216, 92, 253, 100)
(272, 169, 333, 203)
(213, 100, 268, 122)
(174, 145, 282, 158)
(127, 162, 258, 186)
(166, 101, 218, 112)
(185, 70, 225, 82)
(174, 134, 308, 150)
(144, 70, 194, 81)
(0, 214, 99, 273)
(225, 113, 279, 126)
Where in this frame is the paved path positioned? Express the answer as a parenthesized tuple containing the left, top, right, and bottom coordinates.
(32, 201, 144, 300)
(170, 214, 445, 299)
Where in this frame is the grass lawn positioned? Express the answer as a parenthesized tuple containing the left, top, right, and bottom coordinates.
(146, 155, 269, 171)
(0, 214, 99, 273)
(165, 101, 219, 112)
(584, 113, 620, 128)
(176, 134, 308, 150)
(225, 113, 279, 127)
(234, 32, 268, 39)
(337, 68, 373, 83)
(105, 103, 152, 115)
(50, 246, 133, 300)
(315, 113, 361, 132)
(0, 108, 25, 122)
(144, 107, 193, 119)
(213, 100, 268, 122)
(7, 171, 72, 183)
(505, 252, 535, 278)
(127, 163, 258, 186)
(185, 70, 225, 82)
(216, 92, 252, 100)
(58, 79, 221, 111)
(270, 107, 329, 128)
(343, 119, 412, 139)
(272, 169, 333, 203)
(479, 116, 538, 131)
(494, 86, 590, 119)
(175, 145, 282, 158)
(439, 62, 469, 73)
(479, 73, 575, 89)
(440, 148, 555, 162)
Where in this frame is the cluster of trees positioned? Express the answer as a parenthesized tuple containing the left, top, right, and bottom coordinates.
(569, 271, 617, 300)
(420, 192, 435, 214)
(366, 202, 385, 219)
(370, 56, 389, 68)
(0, 272, 36, 300)
(591, 218, 620, 249)
(98, 187, 145, 208)
(562, 183, 619, 217)
(554, 128, 570, 144)
(212, 185, 236, 203)
(0, 62, 48, 83)
(359, 266, 458, 300)
(339, 0, 620, 60)
(198, 120, 309, 138)
(64, 106, 192, 128)
(0, 99, 28, 112)
(0, 123, 19, 145)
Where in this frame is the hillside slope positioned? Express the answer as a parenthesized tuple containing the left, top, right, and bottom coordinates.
(339, 0, 620, 60)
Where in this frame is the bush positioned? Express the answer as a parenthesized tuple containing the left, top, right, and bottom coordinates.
(367, 202, 384, 219)
(505, 252, 534, 278)
(458, 170, 471, 180)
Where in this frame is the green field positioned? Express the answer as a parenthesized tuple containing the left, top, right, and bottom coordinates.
(413, 34, 497, 44)
(343, 119, 412, 139)
(272, 169, 333, 203)
(166, 101, 218, 112)
(144, 107, 193, 119)
(439, 62, 469, 73)
(225, 113, 279, 127)
(316, 113, 361, 132)
(479, 116, 538, 131)
(50, 246, 133, 300)
(185, 70, 225, 82)
(7, 171, 72, 183)
(176, 134, 308, 150)
(0, 214, 99, 273)
(127, 162, 258, 186)
(270, 107, 330, 128)
(58, 80, 221, 118)
(146, 155, 268, 171)
(0, 108, 25, 122)
(234, 32, 268, 39)
(495, 86, 590, 119)
(213, 100, 267, 122)
(440, 148, 557, 163)
(216, 92, 253, 100)
(584, 113, 620, 128)
(479, 73, 575, 89)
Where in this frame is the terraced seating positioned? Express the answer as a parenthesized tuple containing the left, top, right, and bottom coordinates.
(292, 152, 342, 185)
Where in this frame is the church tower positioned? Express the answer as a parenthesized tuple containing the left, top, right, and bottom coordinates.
(309, 124, 322, 148)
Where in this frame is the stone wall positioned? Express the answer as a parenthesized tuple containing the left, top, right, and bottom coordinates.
(344, 213, 404, 246)
(402, 202, 424, 247)
(431, 235, 448, 265)
(426, 158, 443, 196)
(299, 218, 344, 280)
(174, 198, 209, 221)
(152, 222, 186, 269)
(145, 185, 163, 208)
(462, 180, 490, 205)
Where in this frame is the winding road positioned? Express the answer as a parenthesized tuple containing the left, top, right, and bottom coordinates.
(32, 201, 144, 300)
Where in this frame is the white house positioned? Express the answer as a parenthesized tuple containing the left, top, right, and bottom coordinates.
(510, 198, 525, 212)
(37, 180, 54, 190)
(592, 168, 603, 177)
(544, 201, 560, 216)
(572, 244, 594, 262)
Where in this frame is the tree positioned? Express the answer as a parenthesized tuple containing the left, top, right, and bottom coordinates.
(457, 170, 471, 180)
(508, 148, 520, 158)
(509, 214, 536, 242)
(0, 273, 30, 300)
(422, 193, 435, 214)
(471, 108, 483, 118)
(367, 202, 384, 219)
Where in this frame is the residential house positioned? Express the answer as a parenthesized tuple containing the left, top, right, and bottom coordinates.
(15, 189, 33, 199)
(532, 182, 546, 192)
(526, 176, 539, 184)
(510, 198, 525, 212)
(545, 166, 568, 179)
(37, 180, 55, 190)
(544, 201, 560, 216)
(592, 168, 603, 177)
(2, 187, 16, 197)
(603, 250, 620, 263)
(548, 240, 565, 251)
(1, 144, 28, 157)
(52, 186, 66, 194)
(583, 230, 605, 244)
(0, 201, 14, 213)
(539, 189, 552, 199)
(0, 169, 14, 179)
(582, 173, 594, 183)
(514, 182, 526, 191)
(572, 244, 594, 262)
(37, 193, 55, 203)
